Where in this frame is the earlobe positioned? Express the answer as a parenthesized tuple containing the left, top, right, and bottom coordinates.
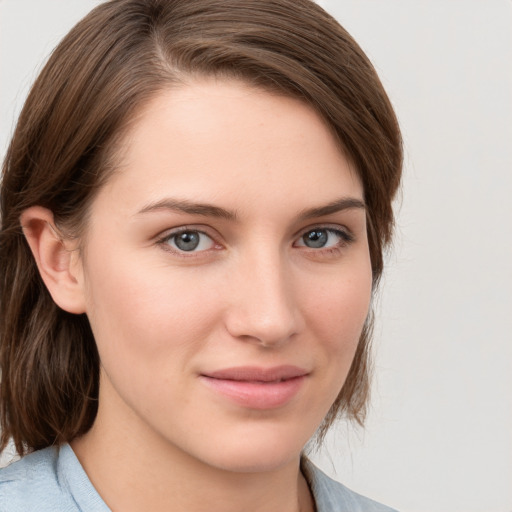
(20, 206, 86, 314)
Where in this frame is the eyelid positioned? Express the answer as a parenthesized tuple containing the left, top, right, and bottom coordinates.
(154, 223, 355, 257)
(293, 225, 355, 254)
(156, 225, 223, 255)
(294, 224, 354, 242)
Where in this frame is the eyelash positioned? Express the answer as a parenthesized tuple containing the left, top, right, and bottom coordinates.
(156, 226, 221, 258)
(294, 227, 355, 255)
(156, 225, 355, 258)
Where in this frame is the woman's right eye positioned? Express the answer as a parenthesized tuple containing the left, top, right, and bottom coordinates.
(161, 230, 216, 253)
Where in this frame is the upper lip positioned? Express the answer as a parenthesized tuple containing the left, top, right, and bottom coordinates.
(202, 365, 308, 382)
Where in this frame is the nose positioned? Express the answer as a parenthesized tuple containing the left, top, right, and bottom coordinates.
(223, 250, 303, 348)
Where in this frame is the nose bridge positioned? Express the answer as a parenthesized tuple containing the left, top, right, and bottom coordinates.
(225, 244, 301, 346)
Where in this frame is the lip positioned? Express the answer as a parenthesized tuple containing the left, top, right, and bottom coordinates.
(199, 365, 308, 410)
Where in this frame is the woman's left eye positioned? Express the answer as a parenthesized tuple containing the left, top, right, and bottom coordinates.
(162, 230, 216, 253)
(294, 227, 352, 249)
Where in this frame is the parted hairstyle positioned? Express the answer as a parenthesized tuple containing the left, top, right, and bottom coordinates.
(0, 0, 402, 456)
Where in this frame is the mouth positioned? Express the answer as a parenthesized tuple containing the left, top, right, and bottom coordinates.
(199, 365, 308, 410)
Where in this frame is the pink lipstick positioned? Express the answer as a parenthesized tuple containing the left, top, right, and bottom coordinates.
(199, 365, 307, 409)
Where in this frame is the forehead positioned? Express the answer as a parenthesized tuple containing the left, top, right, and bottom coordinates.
(96, 79, 363, 217)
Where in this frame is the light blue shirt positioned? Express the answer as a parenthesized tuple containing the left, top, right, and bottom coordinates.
(0, 444, 397, 511)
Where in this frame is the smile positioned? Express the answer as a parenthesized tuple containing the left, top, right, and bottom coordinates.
(199, 365, 308, 410)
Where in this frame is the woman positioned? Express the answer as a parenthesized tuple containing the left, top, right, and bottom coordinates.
(0, 0, 402, 510)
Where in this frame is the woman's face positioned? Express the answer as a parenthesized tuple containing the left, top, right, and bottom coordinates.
(76, 79, 372, 472)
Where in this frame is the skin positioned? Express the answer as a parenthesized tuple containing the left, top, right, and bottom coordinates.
(23, 79, 372, 512)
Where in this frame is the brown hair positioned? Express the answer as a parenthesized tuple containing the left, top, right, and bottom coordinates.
(0, 0, 402, 456)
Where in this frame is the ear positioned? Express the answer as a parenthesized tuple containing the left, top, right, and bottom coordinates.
(20, 206, 86, 314)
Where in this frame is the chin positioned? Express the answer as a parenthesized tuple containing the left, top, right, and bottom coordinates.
(209, 450, 300, 474)
(190, 423, 309, 474)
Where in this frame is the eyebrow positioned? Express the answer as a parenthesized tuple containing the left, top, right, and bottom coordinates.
(137, 198, 238, 221)
(298, 197, 366, 220)
(136, 196, 365, 221)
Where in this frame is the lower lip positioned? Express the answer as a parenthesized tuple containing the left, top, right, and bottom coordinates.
(199, 375, 306, 410)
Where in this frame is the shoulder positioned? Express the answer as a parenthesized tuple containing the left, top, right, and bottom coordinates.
(0, 445, 79, 512)
(302, 458, 398, 512)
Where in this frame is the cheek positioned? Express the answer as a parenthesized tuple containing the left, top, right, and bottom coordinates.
(302, 265, 372, 344)
(82, 252, 224, 371)
(81, 257, 227, 422)
(299, 258, 373, 396)
(291, 266, 372, 425)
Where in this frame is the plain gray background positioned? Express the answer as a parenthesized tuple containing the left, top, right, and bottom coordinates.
(1, 1, 511, 511)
